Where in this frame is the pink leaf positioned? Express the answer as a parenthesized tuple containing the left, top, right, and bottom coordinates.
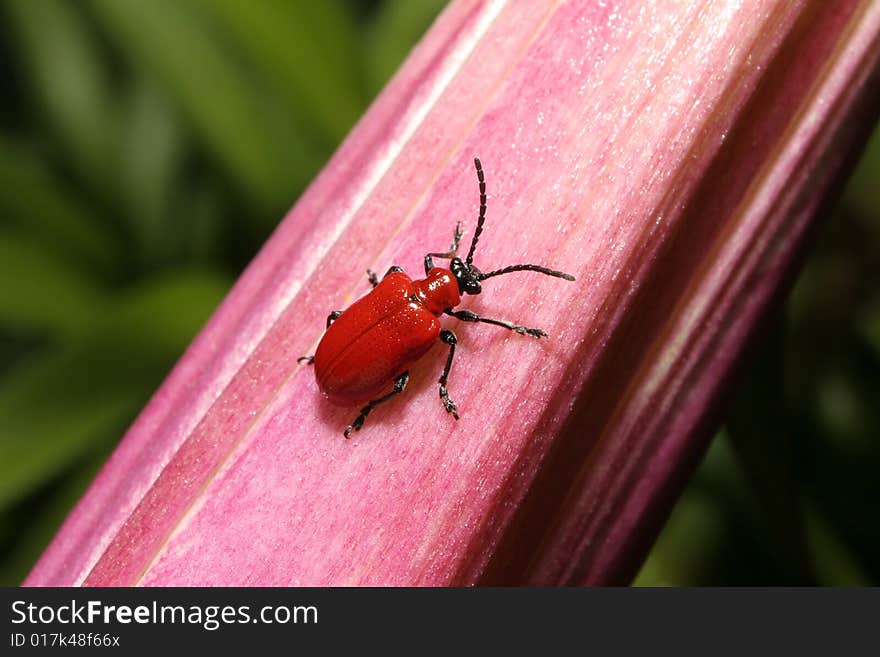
(26, 0, 880, 586)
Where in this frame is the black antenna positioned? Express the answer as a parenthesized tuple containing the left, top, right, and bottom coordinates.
(464, 158, 487, 265)
(478, 263, 575, 282)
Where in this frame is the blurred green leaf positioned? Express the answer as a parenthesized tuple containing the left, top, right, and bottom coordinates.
(363, 0, 447, 97)
(192, 0, 362, 144)
(101, 269, 229, 355)
(633, 490, 726, 586)
(0, 232, 104, 335)
(3, 0, 122, 205)
(0, 270, 229, 511)
(89, 0, 323, 213)
(0, 351, 139, 513)
(843, 125, 880, 224)
(804, 505, 869, 586)
(816, 370, 872, 451)
(0, 137, 122, 276)
(859, 296, 880, 359)
(725, 321, 814, 582)
(122, 79, 187, 266)
(0, 450, 105, 585)
(635, 434, 753, 585)
(177, 180, 225, 265)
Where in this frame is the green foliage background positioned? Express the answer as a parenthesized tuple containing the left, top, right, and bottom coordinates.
(0, 0, 877, 586)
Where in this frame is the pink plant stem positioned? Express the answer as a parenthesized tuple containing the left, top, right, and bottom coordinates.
(26, 0, 880, 586)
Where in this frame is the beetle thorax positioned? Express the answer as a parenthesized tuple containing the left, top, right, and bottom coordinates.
(414, 268, 461, 315)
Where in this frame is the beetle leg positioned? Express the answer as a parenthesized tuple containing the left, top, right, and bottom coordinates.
(344, 371, 410, 438)
(424, 222, 465, 274)
(451, 221, 464, 252)
(326, 310, 343, 328)
(367, 267, 404, 287)
(446, 309, 548, 339)
(438, 329, 460, 420)
(298, 309, 344, 364)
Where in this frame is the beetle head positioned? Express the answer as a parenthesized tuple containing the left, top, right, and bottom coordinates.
(450, 257, 482, 295)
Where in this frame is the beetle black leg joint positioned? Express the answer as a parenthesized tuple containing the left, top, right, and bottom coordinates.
(326, 310, 343, 328)
(383, 266, 405, 280)
(297, 355, 315, 365)
(344, 370, 410, 438)
(424, 226, 466, 275)
(447, 309, 548, 339)
(451, 222, 464, 251)
(438, 329, 459, 420)
(515, 326, 548, 339)
(367, 270, 379, 288)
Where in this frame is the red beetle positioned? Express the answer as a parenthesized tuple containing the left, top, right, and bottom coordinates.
(299, 158, 574, 437)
